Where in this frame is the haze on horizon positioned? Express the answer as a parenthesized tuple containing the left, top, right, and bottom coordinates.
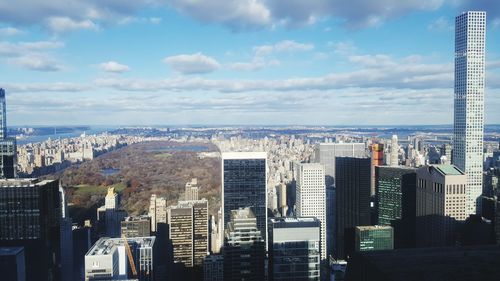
(0, 0, 499, 126)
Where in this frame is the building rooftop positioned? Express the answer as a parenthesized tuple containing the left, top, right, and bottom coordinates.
(431, 165, 464, 176)
(0, 178, 56, 188)
(222, 151, 267, 160)
(355, 225, 393, 231)
(86, 237, 155, 256)
(270, 217, 320, 228)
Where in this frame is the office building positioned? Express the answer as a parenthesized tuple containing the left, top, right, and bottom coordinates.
(375, 166, 417, 248)
(0, 89, 16, 178)
(223, 208, 265, 281)
(0, 179, 61, 281)
(73, 225, 92, 281)
(148, 194, 167, 233)
(416, 165, 467, 247)
(184, 178, 199, 201)
(453, 11, 486, 214)
(335, 157, 371, 259)
(0, 247, 25, 281)
(314, 143, 365, 257)
(168, 199, 209, 268)
(354, 226, 394, 252)
(59, 187, 74, 281)
(203, 255, 223, 281)
(345, 246, 500, 281)
(222, 152, 267, 245)
(268, 217, 321, 281)
(97, 187, 127, 238)
(370, 143, 384, 196)
(121, 216, 151, 238)
(389, 135, 399, 167)
(85, 236, 156, 281)
(295, 162, 326, 260)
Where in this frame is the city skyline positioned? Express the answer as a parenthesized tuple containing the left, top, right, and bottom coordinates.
(0, 2, 499, 126)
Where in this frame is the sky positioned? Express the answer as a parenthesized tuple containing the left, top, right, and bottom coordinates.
(0, 0, 499, 126)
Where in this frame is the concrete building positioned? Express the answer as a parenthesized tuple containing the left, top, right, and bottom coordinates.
(121, 216, 151, 238)
(0, 247, 25, 281)
(85, 236, 156, 281)
(313, 142, 366, 185)
(295, 162, 326, 260)
(453, 11, 486, 215)
(416, 165, 467, 247)
(203, 255, 223, 281)
(184, 178, 199, 201)
(0, 179, 61, 281)
(148, 194, 167, 233)
(370, 143, 384, 196)
(390, 135, 399, 167)
(168, 199, 209, 268)
(354, 226, 394, 252)
(97, 187, 127, 238)
(268, 217, 321, 281)
(335, 157, 371, 259)
(222, 152, 267, 245)
(223, 208, 265, 281)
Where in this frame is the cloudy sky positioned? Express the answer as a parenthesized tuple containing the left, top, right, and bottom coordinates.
(0, 0, 499, 126)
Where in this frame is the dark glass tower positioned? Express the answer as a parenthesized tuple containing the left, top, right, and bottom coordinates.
(222, 152, 267, 243)
(0, 179, 62, 281)
(0, 89, 16, 178)
(335, 157, 371, 259)
(375, 166, 417, 248)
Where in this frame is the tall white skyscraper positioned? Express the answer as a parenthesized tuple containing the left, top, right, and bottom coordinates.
(390, 135, 399, 167)
(295, 162, 327, 260)
(453, 11, 486, 214)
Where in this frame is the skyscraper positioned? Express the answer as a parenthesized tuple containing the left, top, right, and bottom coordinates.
(184, 178, 199, 201)
(222, 152, 267, 244)
(0, 89, 16, 178)
(354, 226, 394, 252)
(390, 135, 399, 167)
(335, 157, 371, 259)
(148, 194, 167, 233)
(370, 143, 384, 196)
(223, 208, 265, 281)
(0, 179, 61, 281)
(295, 162, 327, 260)
(416, 165, 467, 247)
(453, 11, 486, 215)
(268, 217, 321, 281)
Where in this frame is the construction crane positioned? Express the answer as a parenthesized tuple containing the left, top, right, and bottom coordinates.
(122, 235, 138, 278)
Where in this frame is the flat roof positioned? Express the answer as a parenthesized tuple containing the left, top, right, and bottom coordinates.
(222, 151, 266, 160)
(0, 247, 24, 256)
(432, 165, 464, 176)
(86, 237, 155, 256)
(0, 179, 56, 188)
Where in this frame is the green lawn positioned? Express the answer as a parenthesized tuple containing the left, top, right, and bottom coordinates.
(154, 152, 172, 159)
(74, 182, 127, 196)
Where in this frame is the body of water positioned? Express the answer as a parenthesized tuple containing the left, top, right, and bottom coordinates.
(16, 126, 115, 145)
(101, 168, 121, 176)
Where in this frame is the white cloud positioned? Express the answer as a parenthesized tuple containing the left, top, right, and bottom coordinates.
(0, 27, 23, 36)
(254, 40, 314, 56)
(46, 17, 99, 33)
(149, 17, 162, 24)
(163, 53, 220, 74)
(229, 58, 280, 71)
(99, 61, 130, 73)
(0, 40, 65, 71)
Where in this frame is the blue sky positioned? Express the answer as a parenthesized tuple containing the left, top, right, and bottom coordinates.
(0, 0, 499, 126)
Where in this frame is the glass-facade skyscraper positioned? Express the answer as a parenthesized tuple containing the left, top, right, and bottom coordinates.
(0, 89, 16, 179)
(222, 152, 267, 244)
(354, 226, 394, 252)
(453, 11, 486, 215)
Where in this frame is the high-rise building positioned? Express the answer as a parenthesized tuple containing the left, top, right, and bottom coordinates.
(416, 165, 467, 247)
(370, 143, 384, 196)
(0, 247, 25, 281)
(85, 236, 156, 281)
(223, 208, 265, 281)
(314, 143, 365, 257)
(184, 178, 199, 201)
(148, 194, 167, 233)
(268, 217, 321, 281)
(390, 135, 399, 167)
(0, 179, 61, 281)
(168, 199, 209, 268)
(335, 157, 371, 259)
(121, 216, 151, 237)
(295, 162, 326, 260)
(97, 187, 127, 238)
(354, 226, 394, 252)
(222, 152, 267, 245)
(59, 186, 74, 281)
(375, 166, 417, 248)
(453, 11, 486, 215)
(0, 89, 16, 179)
(203, 255, 223, 281)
